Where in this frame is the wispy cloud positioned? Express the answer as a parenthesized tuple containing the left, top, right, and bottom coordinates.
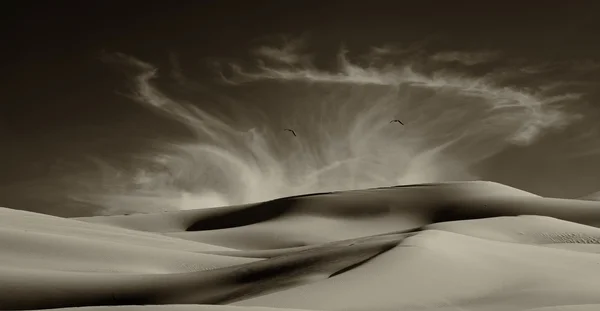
(253, 36, 310, 66)
(220, 39, 580, 145)
(88, 37, 592, 215)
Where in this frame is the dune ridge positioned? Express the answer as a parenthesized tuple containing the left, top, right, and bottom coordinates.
(3, 181, 600, 310)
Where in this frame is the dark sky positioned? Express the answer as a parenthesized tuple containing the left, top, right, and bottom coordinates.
(3, 1, 600, 216)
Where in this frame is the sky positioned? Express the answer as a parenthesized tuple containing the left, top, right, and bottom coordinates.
(3, 1, 600, 217)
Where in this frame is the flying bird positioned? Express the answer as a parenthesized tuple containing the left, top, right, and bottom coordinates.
(390, 119, 404, 125)
(284, 128, 297, 137)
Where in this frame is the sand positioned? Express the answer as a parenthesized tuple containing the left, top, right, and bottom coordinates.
(2, 181, 600, 310)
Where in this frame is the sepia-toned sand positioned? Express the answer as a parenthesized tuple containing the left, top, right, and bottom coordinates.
(3, 181, 600, 311)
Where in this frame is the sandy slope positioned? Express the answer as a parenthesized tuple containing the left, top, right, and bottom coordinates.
(3, 181, 600, 311)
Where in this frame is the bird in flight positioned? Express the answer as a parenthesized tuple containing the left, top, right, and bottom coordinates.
(390, 119, 404, 125)
(284, 128, 297, 137)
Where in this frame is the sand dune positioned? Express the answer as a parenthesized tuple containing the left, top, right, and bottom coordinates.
(3, 181, 600, 311)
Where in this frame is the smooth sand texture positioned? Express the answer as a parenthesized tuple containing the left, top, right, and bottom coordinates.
(3, 181, 600, 311)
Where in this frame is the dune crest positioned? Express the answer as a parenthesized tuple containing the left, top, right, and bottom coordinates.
(3, 181, 600, 310)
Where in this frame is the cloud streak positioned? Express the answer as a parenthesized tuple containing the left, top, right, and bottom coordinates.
(79, 37, 585, 214)
(225, 39, 579, 145)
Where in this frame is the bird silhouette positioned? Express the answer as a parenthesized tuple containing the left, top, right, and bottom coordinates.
(284, 128, 297, 137)
(390, 119, 404, 125)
